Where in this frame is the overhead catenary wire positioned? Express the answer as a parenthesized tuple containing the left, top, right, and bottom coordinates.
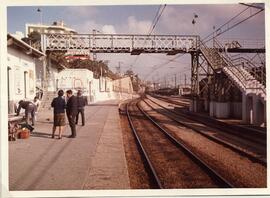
(143, 53, 186, 80)
(202, 3, 264, 44)
(147, 5, 163, 35)
(130, 4, 167, 68)
(146, 4, 264, 83)
(148, 4, 167, 35)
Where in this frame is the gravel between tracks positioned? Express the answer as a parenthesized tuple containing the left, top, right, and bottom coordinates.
(130, 101, 221, 188)
(120, 102, 151, 189)
(140, 99, 266, 188)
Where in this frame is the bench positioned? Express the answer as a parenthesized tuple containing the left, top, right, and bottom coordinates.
(8, 115, 24, 141)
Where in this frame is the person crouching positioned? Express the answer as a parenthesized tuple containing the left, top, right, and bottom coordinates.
(16, 100, 36, 126)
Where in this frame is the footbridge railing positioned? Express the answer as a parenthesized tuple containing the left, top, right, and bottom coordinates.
(41, 33, 199, 54)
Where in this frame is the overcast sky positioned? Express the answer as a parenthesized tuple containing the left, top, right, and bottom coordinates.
(7, 3, 265, 85)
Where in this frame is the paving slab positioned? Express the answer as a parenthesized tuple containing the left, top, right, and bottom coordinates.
(9, 100, 130, 190)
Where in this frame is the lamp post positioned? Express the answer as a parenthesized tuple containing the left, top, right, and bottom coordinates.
(37, 8, 42, 25)
(192, 13, 198, 35)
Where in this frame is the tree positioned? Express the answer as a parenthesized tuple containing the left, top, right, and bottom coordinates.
(22, 31, 41, 50)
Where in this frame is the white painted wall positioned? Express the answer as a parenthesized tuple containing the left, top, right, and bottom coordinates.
(55, 69, 93, 94)
(7, 47, 37, 113)
(55, 69, 134, 103)
(47, 66, 60, 92)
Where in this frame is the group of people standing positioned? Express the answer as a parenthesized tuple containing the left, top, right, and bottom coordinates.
(51, 89, 87, 139)
(15, 89, 87, 140)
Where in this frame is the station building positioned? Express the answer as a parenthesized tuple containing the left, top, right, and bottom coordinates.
(7, 33, 45, 114)
(25, 21, 77, 35)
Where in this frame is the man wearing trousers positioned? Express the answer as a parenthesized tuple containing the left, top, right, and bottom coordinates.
(76, 90, 87, 126)
(66, 90, 78, 138)
(16, 100, 36, 126)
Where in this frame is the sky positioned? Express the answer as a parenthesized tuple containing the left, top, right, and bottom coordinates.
(7, 3, 265, 85)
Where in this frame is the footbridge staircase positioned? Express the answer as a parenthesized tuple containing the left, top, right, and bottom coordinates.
(200, 39, 266, 102)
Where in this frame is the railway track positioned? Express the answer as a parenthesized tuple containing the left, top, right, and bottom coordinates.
(152, 94, 190, 108)
(151, 94, 266, 142)
(126, 99, 234, 188)
(144, 96, 266, 165)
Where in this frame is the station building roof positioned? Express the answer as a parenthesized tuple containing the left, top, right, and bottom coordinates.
(7, 33, 46, 58)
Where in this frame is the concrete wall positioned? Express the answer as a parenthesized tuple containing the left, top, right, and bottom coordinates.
(7, 47, 37, 113)
(209, 101, 241, 119)
(242, 93, 266, 126)
(215, 102, 230, 118)
(231, 102, 242, 119)
(113, 77, 133, 94)
(55, 69, 94, 102)
(55, 69, 134, 104)
(47, 66, 61, 92)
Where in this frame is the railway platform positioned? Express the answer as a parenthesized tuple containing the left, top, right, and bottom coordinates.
(9, 100, 130, 190)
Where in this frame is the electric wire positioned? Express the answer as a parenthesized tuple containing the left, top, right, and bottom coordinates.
(202, 4, 264, 44)
(131, 4, 167, 69)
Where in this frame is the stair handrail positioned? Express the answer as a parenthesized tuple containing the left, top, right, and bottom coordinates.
(199, 40, 227, 69)
(200, 39, 248, 87)
(210, 38, 265, 94)
(222, 56, 266, 94)
(231, 56, 266, 85)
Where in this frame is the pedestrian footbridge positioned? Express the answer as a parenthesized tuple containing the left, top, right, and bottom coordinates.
(41, 33, 199, 55)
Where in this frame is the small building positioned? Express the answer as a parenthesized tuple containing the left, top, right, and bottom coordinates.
(7, 33, 45, 114)
(55, 69, 94, 101)
(25, 21, 77, 35)
(178, 84, 191, 96)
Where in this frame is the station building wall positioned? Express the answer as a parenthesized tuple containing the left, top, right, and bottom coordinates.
(54, 68, 134, 103)
(55, 69, 94, 101)
(7, 48, 37, 113)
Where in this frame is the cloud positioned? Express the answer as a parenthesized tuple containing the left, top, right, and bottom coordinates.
(71, 20, 101, 33)
(125, 16, 152, 34)
(64, 6, 98, 19)
(154, 4, 265, 39)
(58, 4, 265, 80)
(102, 25, 116, 34)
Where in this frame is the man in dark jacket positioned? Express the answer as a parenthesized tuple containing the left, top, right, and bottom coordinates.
(16, 100, 36, 126)
(76, 90, 87, 126)
(66, 90, 78, 138)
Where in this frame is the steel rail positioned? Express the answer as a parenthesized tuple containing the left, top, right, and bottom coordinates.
(136, 101, 234, 188)
(145, 96, 266, 165)
(126, 101, 163, 189)
(150, 94, 266, 140)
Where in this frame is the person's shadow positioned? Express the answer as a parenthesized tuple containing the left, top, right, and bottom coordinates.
(30, 131, 68, 139)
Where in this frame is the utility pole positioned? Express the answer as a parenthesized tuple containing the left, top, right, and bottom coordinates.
(185, 74, 187, 87)
(92, 29, 97, 61)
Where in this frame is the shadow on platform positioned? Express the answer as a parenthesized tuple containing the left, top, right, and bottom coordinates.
(88, 103, 118, 107)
